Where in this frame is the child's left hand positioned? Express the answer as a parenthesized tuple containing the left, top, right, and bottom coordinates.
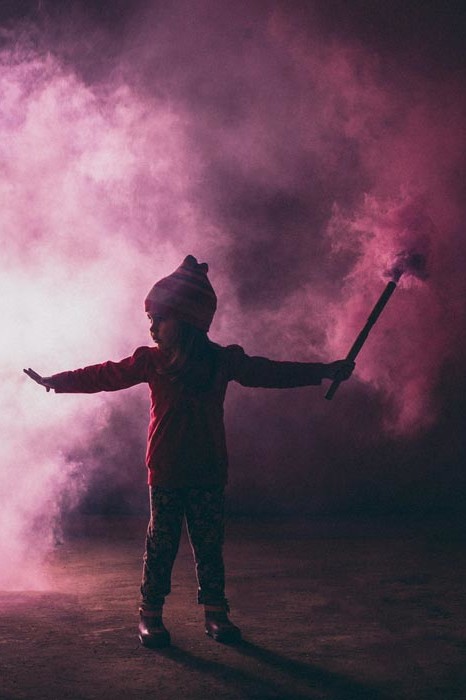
(23, 368, 56, 392)
(325, 359, 355, 381)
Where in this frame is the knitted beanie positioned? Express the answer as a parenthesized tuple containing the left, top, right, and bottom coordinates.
(144, 255, 217, 332)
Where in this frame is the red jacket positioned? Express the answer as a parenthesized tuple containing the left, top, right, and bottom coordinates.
(52, 343, 326, 488)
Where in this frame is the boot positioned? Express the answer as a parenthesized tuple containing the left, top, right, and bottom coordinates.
(138, 609, 170, 648)
(204, 604, 242, 644)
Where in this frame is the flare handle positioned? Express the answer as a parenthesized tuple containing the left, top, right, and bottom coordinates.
(325, 281, 397, 400)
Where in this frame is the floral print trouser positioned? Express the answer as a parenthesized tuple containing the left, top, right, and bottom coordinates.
(140, 486, 227, 611)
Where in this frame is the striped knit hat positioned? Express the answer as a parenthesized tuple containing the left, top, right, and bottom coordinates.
(144, 255, 217, 332)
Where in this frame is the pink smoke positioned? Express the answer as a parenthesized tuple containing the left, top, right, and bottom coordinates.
(243, 15, 466, 434)
(1, 2, 465, 588)
(0, 49, 215, 588)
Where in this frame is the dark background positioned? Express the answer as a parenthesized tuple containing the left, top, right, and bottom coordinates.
(3, 0, 465, 520)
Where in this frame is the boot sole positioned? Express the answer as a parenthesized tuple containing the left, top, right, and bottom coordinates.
(205, 629, 242, 644)
(139, 632, 171, 648)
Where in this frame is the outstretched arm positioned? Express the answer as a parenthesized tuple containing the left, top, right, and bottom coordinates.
(228, 346, 355, 389)
(22, 347, 153, 394)
(23, 368, 57, 392)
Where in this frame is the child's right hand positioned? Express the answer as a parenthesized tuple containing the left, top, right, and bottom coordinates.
(23, 368, 56, 392)
(324, 359, 355, 381)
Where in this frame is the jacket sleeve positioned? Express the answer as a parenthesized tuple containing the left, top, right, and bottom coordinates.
(51, 346, 153, 394)
(225, 345, 326, 388)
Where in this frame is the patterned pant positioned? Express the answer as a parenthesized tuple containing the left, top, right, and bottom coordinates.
(140, 486, 227, 611)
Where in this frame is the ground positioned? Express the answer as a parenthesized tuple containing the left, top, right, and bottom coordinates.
(0, 516, 465, 700)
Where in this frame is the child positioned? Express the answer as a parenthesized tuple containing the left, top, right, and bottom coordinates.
(24, 255, 354, 648)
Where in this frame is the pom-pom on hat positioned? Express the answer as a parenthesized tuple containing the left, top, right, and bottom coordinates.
(144, 255, 217, 332)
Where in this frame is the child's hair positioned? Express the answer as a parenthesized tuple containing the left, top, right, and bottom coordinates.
(158, 321, 217, 391)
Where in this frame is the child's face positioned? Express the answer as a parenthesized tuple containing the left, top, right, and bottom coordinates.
(147, 314, 179, 354)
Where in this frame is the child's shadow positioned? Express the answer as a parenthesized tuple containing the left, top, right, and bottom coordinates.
(235, 640, 393, 699)
(160, 639, 392, 700)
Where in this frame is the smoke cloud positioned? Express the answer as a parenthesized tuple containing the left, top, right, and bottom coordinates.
(1, 1, 465, 588)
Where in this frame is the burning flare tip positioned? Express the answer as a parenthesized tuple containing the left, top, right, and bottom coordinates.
(386, 250, 429, 283)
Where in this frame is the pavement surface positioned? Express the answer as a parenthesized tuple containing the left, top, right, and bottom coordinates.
(0, 516, 465, 700)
